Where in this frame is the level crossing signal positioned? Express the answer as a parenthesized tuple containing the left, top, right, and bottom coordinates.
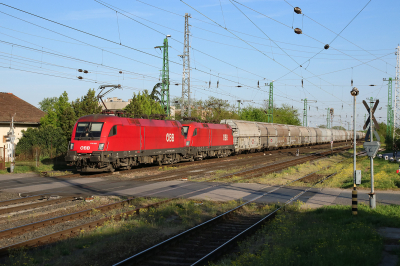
(363, 100, 380, 142)
(362, 99, 380, 158)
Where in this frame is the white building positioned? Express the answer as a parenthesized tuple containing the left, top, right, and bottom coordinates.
(0, 92, 46, 161)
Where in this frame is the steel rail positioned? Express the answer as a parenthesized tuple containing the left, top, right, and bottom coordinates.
(0, 198, 136, 239)
(190, 172, 338, 266)
(0, 195, 46, 208)
(0, 196, 76, 216)
(0, 198, 173, 256)
(133, 144, 348, 183)
(113, 164, 342, 265)
(51, 142, 346, 179)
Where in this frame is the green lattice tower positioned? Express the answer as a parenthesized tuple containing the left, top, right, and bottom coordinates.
(267, 82, 273, 123)
(326, 108, 330, 128)
(302, 98, 307, 127)
(156, 37, 170, 116)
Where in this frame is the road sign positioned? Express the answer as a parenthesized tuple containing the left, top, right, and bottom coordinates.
(363, 141, 380, 158)
(363, 99, 380, 130)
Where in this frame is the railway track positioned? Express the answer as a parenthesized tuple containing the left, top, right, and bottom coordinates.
(0, 144, 350, 258)
(113, 167, 341, 265)
(0, 196, 77, 216)
(136, 145, 349, 183)
(49, 142, 351, 180)
(0, 198, 174, 256)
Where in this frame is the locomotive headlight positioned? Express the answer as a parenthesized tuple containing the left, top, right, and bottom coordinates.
(98, 143, 105, 150)
(70, 143, 74, 150)
(186, 141, 190, 146)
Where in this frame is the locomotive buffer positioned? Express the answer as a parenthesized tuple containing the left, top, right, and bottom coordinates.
(362, 99, 380, 208)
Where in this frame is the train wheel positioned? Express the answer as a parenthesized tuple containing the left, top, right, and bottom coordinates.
(108, 164, 115, 173)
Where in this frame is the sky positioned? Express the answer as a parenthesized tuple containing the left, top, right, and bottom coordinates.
(0, 0, 399, 130)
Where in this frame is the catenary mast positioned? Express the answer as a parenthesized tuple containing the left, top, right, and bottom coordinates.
(181, 13, 191, 117)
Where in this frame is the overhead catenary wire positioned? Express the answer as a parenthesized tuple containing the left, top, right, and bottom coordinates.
(180, 0, 347, 104)
(0, 7, 264, 96)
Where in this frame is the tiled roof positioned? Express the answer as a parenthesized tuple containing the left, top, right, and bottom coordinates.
(0, 92, 46, 123)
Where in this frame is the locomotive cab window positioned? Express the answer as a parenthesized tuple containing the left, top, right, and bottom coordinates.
(109, 125, 117, 137)
(193, 128, 198, 136)
(182, 126, 189, 138)
(75, 122, 103, 140)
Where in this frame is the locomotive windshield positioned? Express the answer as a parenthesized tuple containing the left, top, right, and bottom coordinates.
(75, 122, 104, 140)
(182, 126, 189, 138)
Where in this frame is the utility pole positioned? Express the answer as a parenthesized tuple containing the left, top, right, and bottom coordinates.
(395, 45, 400, 147)
(384, 78, 394, 142)
(351, 87, 359, 215)
(237, 100, 253, 114)
(267, 82, 274, 123)
(181, 13, 191, 117)
(363, 98, 380, 209)
(155, 35, 171, 116)
(325, 108, 331, 129)
(301, 98, 316, 127)
(7, 115, 16, 173)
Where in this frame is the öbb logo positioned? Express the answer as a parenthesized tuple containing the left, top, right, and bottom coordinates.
(166, 133, 175, 142)
(80, 146, 90, 150)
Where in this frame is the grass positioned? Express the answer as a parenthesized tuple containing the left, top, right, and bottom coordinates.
(240, 155, 345, 185)
(315, 154, 400, 190)
(0, 159, 71, 175)
(213, 203, 400, 266)
(2, 197, 269, 266)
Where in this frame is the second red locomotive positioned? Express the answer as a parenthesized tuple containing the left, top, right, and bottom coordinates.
(65, 115, 234, 172)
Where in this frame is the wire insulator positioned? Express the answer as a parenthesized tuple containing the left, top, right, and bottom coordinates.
(294, 7, 302, 14)
(77, 76, 83, 79)
(324, 44, 330, 49)
(294, 28, 302, 34)
(83, 70, 88, 73)
(78, 69, 83, 72)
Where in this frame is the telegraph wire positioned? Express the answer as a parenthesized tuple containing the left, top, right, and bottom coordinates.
(95, 0, 270, 81)
(0, 2, 271, 93)
(229, 0, 394, 75)
(135, 0, 393, 54)
(180, 0, 345, 104)
(0, 8, 256, 93)
(282, 0, 391, 68)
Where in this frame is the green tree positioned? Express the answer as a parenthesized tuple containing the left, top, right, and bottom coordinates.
(38, 97, 58, 113)
(124, 90, 164, 117)
(240, 106, 267, 122)
(72, 89, 102, 118)
(332, 126, 346, 130)
(273, 104, 301, 126)
(318, 125, 327, 128)
(40, 91, 76, 144)
(150, 83, 162, 102)
(16, 125, 67, 157)
(200, 96, 238, 122)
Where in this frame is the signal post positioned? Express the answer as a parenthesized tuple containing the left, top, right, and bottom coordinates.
(362, 99, 380, 209)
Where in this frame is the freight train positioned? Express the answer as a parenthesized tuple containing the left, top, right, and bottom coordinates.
(65, 115, 364, 172)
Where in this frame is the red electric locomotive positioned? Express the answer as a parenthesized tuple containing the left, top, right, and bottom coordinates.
(181, 122, 234, 160)
(66, 115, 235, 172)
(66, 114, 189, 172)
